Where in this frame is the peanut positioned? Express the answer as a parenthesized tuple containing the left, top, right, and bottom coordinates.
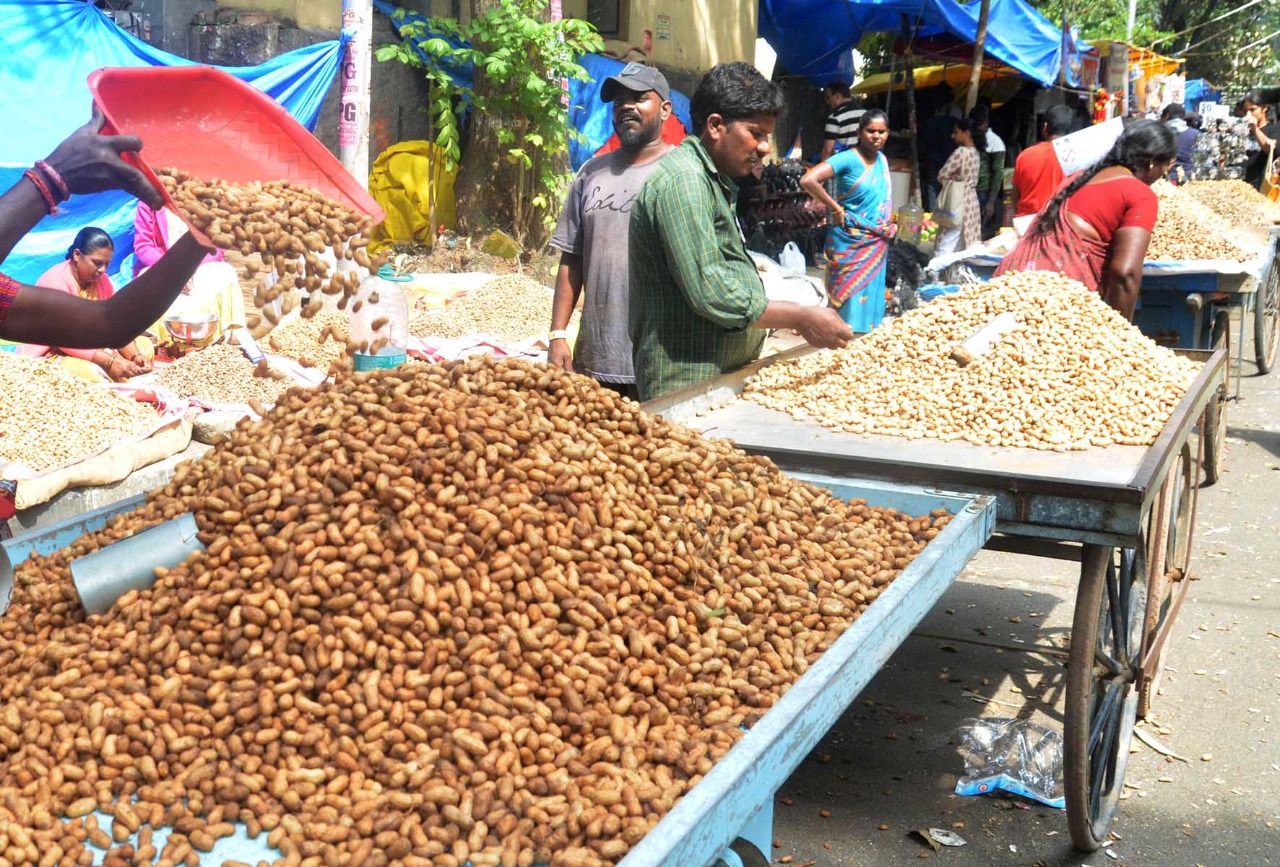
(745, 271, 1201, 450)
(4, 356, 949, 865)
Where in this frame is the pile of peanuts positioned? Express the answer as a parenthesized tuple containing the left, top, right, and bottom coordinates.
(2, 356, 949, 867)
(411, 276, 561, 343)
(1184, 179, 1280, 228)
(263, 312, 350, 373)
(155, 344, 294, 408)
(156, 169, 375, 335)
(0, 353, 160, 473)
(745, 271, 1201, 450)
(1148, 180, 1252, 262)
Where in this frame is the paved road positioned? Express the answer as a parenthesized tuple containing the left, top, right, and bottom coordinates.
(773, 323, 1280, 866)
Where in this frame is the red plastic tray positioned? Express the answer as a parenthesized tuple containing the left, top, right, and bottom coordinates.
(87, 66, 386, 235)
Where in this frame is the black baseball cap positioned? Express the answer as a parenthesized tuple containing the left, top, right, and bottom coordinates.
(601, 62, 670, 103)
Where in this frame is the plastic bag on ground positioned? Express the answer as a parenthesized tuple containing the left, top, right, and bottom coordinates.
(954, 717, 1066, 809)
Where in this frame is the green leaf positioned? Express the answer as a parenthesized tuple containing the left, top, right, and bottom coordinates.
(705, 607, 727, 619)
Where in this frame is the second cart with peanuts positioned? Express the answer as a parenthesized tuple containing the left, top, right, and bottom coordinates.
(626, 304, 1226, 864)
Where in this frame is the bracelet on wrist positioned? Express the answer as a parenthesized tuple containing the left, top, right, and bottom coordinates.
(23, 169, 61, 215)
(549, 329, 570, 343)
(34, 160, 70, 201)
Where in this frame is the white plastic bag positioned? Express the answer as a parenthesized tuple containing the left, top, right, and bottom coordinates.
(749, 252, 827, 307)
(778, 241, 806, 273)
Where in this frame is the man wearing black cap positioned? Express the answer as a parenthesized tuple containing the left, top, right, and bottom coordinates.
(547, 62, 675, 399)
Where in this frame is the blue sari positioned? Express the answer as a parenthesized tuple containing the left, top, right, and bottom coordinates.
(824, 149, 896, 332)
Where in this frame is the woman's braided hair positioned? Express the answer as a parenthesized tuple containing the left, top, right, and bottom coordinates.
(1032, 119, 1175, 235)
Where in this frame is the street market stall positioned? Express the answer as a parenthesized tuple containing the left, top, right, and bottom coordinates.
(641, 276, 1227, 852)
(0, 353, 194, 516)
(407, 273, 577, 363)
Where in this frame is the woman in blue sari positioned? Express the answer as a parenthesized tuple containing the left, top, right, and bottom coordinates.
(800, 109, 896, 332)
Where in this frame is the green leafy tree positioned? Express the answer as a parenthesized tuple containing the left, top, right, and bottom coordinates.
(1030, 0, 1279, 86)
(377, 1, 603, 247)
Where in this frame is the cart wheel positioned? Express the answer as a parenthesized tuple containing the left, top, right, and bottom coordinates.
(711, 839, 770, 867)
(1255, 249, 1279, 374)
(1065, 544, 1144, 851)
(1202, 311, 1229, 485)
(1137, 441, 1196, 719)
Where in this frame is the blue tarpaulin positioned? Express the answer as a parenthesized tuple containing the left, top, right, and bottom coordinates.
(373, 0, 692, 171)
(759, 0, 1088, 88)
(1184, 79, 1221, 112)
(0, 0, 346, 285)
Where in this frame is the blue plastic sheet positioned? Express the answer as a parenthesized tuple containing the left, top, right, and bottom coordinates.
(0, 0, 346, 285)
(1184, 79, 1222, 113)
(759, 0, 1091, 89)
(374, 0, 692, 171)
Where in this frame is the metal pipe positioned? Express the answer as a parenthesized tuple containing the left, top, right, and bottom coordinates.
(70, 514, 204, 616)
(1186, 293, 1205, 349)
(340, 0, 374, 189)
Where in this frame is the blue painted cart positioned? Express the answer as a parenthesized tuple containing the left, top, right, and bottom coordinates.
(0, 458, 996, 867)
(645, 343, 1227, 855)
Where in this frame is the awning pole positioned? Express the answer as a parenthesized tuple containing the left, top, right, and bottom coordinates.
(901, 15, 921, 205)
(965, 0, 991, 113)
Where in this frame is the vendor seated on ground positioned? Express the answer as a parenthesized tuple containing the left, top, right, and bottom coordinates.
(19, 227, 153, 382)
(134, 201, 246, 344)
(994, 120, 1176, 322)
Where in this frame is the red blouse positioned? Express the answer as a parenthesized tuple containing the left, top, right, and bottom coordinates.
(1064, 174, 1158, 241)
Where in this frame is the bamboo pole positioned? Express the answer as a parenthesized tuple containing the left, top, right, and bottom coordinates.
(902, 15, 921, 205)
(965, 0, 991, 113)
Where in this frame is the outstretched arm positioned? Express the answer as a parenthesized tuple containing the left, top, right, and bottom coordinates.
(0, 112, 165, 268)
(0, 111, 214, 346)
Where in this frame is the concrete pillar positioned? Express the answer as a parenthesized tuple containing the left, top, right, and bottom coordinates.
(340, 0, 374, 190)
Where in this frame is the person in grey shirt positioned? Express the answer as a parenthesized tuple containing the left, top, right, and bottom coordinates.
(548, 63, 676, 399)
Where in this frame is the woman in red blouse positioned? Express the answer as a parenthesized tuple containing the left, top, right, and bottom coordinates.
(996, 120, 1176, 320)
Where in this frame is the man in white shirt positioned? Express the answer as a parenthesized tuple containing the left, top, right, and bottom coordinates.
(970, 104, 1006, 238)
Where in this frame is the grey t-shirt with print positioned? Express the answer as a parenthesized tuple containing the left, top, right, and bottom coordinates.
(550, 149, 668, 384)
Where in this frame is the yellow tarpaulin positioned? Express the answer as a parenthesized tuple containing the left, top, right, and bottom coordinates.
(369, 141, 458, 255)
(1097, 42, 1183, 77)
(853, 63, 1021, 94)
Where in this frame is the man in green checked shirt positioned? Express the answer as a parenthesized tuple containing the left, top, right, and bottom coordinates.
(628, 62, 852, 401)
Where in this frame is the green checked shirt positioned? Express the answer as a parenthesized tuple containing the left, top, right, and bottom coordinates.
(628, 137, 769, 401)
